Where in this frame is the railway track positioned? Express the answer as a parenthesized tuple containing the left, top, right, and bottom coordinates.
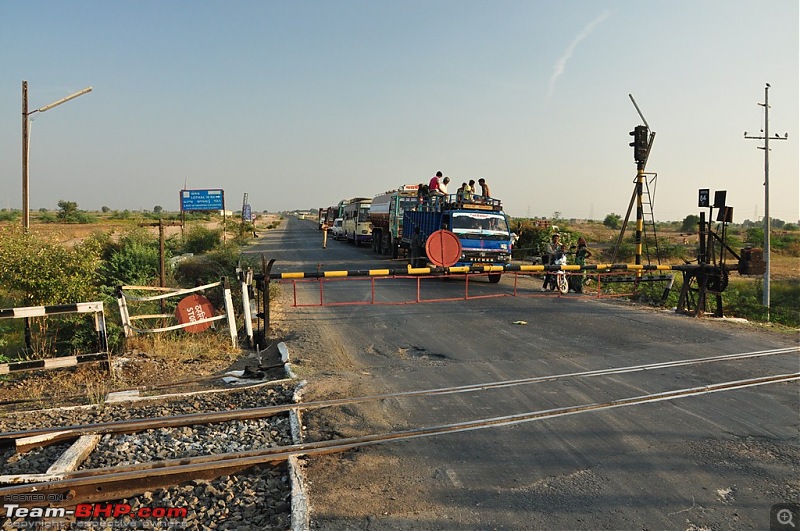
(0, 346, 796, 528)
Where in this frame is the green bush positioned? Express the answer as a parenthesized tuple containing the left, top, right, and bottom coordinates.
(0, 227, 102, 306)
(96, 228, 166, 288)
(724, 279, 799, 327)
(0, 227, 104, 358)
(174, 244, 243, 287)
(631, 273, 798, 327)
(772, 232, 800, 255)
(110, 210, 133, 220)
(746, 227, 764, 246)
(511, 220, 572, 260)
(173, 244, 257, 312)
(100, 241, 161, 287)
(603, 213, 622, 229)
(183, 226, 222, 255)
(0, 210, 19, 222)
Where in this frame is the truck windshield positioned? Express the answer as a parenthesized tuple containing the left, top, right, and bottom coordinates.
(451, 212, 509, 239)
(398, 196, 418, 211)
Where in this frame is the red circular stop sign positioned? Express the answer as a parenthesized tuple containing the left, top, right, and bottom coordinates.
(175, 294, 215, 333)
(426, 229, 462, 268)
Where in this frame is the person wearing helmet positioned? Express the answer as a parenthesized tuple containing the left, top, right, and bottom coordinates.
(541, 232, 561, 291)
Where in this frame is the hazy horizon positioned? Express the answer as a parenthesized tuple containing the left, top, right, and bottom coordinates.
(1, 1, 797, 223)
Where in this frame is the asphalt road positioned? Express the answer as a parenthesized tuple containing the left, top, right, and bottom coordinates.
(247, 217, 799, 530)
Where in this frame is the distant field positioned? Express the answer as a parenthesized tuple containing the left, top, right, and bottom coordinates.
(0, 213, 283, 247)
(2, 215, 795, 280)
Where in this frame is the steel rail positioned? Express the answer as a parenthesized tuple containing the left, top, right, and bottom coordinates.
(2, 346, 796, 450)
(0, 372, 796, 510)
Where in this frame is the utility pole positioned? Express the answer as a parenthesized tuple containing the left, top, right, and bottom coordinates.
(21, 81, 92, 231)
(744, 83, 788, 321)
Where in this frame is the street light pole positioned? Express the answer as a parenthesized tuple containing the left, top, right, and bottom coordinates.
(22, 81, 29, 231)
(21, 81, 92, 231)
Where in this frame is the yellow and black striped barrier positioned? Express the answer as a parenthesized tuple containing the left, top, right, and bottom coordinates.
(263, 262, 725, 280)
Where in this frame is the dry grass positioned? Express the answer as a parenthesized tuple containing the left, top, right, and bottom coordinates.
(0, 331, 245, 409)
(116, 332, 242, 388)
(0, 364, 112, 407)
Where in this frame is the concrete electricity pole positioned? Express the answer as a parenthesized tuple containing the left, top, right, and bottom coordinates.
(22, 81, 92, 231)
(744, 83, 788, 321)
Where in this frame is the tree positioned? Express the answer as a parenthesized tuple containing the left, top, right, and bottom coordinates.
(603, 213, 622, 229)
(57, 200, 79, 221)
(101, 206, 110, 213)
(746, 226, 764, 246)
(680, 214, 700, 232)
(153, 205, 163, 214)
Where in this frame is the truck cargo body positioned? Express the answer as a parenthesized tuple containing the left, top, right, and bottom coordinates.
(370, 185, 419, 259)
(401, 195, 512, 281)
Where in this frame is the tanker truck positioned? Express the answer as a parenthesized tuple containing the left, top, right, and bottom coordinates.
(369, 184, 420, 258)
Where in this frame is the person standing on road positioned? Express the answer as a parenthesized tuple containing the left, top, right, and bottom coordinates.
(410, 227, 425, 268)
(570, 237, 592, 293)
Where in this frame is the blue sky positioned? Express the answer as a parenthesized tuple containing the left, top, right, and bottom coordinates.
(1, 0, 797, 222)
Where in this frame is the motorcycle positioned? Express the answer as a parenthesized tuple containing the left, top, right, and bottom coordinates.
(552, 251, 569, 295)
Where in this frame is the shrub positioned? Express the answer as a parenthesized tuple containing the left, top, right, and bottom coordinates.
(0, 227, 103, 358)
(183, 225, 222, 255)
(0, 210, 19, 222)
(603, 213, 622, 229)
(511, 221, 552, 260)
(680, 214, 700, 232)
(173, 244, 257, 314)
(174, 244, 243, 288)
(100, 240, 161, 287)
(0, 227, 101, 306)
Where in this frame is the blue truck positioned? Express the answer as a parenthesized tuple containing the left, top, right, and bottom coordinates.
(401, 194, 513, 283)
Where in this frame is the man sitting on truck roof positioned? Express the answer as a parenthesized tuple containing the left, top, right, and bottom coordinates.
(431, 176, 450, 195)
(429, 171, 443, 193)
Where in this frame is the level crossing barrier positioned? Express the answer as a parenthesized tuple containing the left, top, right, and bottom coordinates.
(116, 279, 238, 348)
(249, 261, 723, 310)
(0, 301, 109, 375)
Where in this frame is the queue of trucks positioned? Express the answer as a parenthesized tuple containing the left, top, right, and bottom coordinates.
(318, 184, 514, 281)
